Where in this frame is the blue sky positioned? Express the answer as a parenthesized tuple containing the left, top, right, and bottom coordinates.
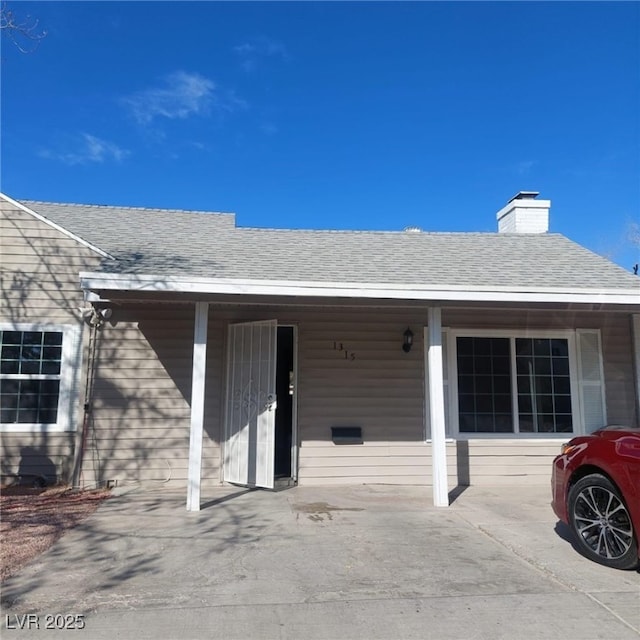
(2, 1, 639, 270)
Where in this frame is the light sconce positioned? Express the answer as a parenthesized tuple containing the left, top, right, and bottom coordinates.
(402, 327, 414, 353)
(82, 306, 112, 328)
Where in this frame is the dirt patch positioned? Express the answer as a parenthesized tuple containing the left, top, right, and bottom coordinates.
(0, 485, 110, 582)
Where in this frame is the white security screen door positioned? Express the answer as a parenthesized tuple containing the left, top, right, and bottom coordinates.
(223, 320, 277, 488)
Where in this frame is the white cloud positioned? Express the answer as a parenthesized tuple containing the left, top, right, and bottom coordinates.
(38, 133, 130, 165)
(121, 71, 219, 125)
(121, 71, 247, 126)
(233, 42, 256, 56)
(233, 37, 288, 72)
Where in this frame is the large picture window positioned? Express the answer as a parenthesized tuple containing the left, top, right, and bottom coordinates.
(457, 337, 513, 433)
(451, 330, 602, 436)
(0, 324, 81, 432)
(515, 338, 572, 434)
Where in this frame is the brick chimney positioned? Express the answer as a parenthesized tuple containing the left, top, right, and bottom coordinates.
(497, 191, 550, 233)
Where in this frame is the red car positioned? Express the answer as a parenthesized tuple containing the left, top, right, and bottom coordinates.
(551, 425, 640, 570)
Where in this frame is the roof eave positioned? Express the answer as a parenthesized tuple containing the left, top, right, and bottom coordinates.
(79, 271, 640, 306)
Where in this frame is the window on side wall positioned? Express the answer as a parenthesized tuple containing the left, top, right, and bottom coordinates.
(452, 330, 604, 436)
(0, 324, 82, 432)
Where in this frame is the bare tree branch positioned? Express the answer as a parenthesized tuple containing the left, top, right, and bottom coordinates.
(1, 2, 47, 54)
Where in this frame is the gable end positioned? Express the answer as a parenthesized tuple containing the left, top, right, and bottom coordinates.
(1, 193, 115, 260)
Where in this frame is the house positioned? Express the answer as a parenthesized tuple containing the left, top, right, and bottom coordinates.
(1, 191, 639, 510)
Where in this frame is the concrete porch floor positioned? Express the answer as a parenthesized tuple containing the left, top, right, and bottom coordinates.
(1, 484, 639, 639)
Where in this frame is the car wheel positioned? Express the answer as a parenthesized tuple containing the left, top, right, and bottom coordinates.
(568, 473, 639, 570)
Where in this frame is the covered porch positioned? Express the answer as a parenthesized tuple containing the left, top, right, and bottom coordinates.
(78, 272, 640, 511)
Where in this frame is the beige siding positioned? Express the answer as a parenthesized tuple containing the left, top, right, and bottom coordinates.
(0, 201, 103, 483)
(297, 309, 427, 484)
(0, 203, 102, 323)
(0, 433, 77, 483)
(85, 303, 638, 490)
(80, 305, 225, 488)
(601, 315, 638, 426)
(294, 307, 636, 487)
(205, 306, 430, 486)
(457, 440, 561, 486)
(299, 441, 459, 487)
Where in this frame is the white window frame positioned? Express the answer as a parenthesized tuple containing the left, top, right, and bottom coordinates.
(447, 328, 586, 439)
(0, 323, 83, 433)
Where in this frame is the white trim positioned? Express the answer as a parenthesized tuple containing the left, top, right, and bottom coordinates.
(292, 325, 299, 482)
(423, 327, 430, 442)
(448, 328, 584, 438)
(442, 328, 451, 437)
(186, 302, 209, 512)
(449, 328, 581, 339)
(0, 423, 71, 434)
(0, 322, 83, 433)
(427, 308, 449, 507)
(575, 328, 607, 432)
(568, 333, 584, 432)
(79, 272, 640, 306)
(464, 438, 571, 443)
(447, 434, 573, 442)
(1, 193, 115, 260)
(423, 327, 451, 441)
(451, 432, 577, 441)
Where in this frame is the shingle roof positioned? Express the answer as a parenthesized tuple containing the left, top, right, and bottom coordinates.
(20, 199, 640, 291)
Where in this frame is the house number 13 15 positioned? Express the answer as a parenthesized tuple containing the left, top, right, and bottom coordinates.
(333, 341, 356, 360)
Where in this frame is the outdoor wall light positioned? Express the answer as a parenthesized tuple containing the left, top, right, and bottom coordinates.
(402, 327, 414, 353)
(82, 306, 113, 329)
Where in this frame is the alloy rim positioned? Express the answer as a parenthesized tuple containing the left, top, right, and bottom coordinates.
(573, 486, 634, 560)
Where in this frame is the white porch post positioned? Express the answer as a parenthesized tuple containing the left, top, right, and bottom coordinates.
(187, 302, 209, 512)
(633, 315, 640, 425)
(428, 307, 449, 507)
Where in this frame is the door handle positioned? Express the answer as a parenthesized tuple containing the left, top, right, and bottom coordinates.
(266, 393, 277, 411)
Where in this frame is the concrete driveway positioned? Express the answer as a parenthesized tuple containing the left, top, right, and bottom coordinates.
(1, 484, 639, 639)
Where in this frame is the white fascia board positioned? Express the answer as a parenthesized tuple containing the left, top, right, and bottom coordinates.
(79, 272, 640, 305)
(0, 192, 115, 260)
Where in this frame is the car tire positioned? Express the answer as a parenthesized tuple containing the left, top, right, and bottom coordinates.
(568, 473, 639, 570)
